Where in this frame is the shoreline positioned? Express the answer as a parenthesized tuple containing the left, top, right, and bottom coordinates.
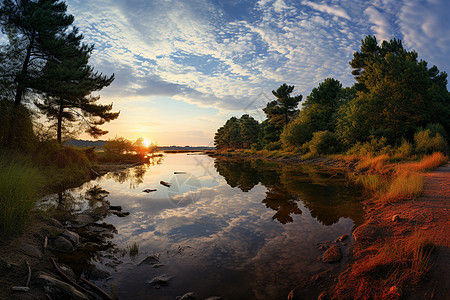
(1, 154, 448, 299)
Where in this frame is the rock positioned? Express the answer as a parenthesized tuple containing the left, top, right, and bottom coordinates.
(85, 267, 110, 280)
(21, 243, 42, 258)
(108, 205, 122, 210)
(111, 211, 130, 217)
(61, 230, 80, 246)
(392, 214, 400, 222)
(59, 264, 76, 281)
(177, 292, 197, 299)
(318, 291, 329, 300)
(53, 236, 74, 253)
(148, 274, 172, 288)
(38, 273, 88, 300)
(338, 234, 348, 242)
(353, 224, 382, 246)
(48, 218, 63, 228)
(322, 244, 342, 263)
(138, 255, 160, 266)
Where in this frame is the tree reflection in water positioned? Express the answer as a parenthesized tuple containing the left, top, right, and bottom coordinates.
(106, 155, 164, 189)
(214, 158, 364, 226)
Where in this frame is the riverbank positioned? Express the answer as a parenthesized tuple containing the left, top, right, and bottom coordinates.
(211, 150, 449, 299)
(0, 159, 149, 300)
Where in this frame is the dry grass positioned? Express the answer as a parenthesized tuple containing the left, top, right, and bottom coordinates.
(396, 152, 448, 174)
(381, 173, 424, 205)
(338, 232, 434, 299)
(356, 154, 391, 174)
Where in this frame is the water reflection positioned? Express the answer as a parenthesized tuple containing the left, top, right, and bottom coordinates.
(39, 154, 365, 300)
(213, 158, 364, 226)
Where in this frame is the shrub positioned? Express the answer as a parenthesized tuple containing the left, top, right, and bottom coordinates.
(308, 131, 340, 155)
(280, 117, 312, 151)
(414, 129, 449, 154)
(347, 136, 392, 156)
(263, 140, 282, 151)
(394, 138, 414, 158)
(0, 156, 44, 237)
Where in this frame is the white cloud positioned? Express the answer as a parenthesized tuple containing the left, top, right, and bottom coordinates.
(364, 6, 392, 42)
(301, 1, 351, 20)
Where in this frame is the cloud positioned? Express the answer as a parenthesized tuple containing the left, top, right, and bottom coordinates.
(398, 0, 450, 73)
(301, 1, 351, 20)
(364, 6, 392, 42)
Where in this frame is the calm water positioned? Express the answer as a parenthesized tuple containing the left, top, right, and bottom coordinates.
(39, 153, 364, 300)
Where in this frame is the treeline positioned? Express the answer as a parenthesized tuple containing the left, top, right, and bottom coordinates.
(214, 36, 450, 156)
(0, 0, 118, 151)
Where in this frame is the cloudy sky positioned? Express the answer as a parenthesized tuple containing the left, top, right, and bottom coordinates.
(64, 0, 450, 145)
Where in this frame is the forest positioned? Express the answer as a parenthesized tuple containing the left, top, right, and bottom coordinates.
(214, 36, 450, 158)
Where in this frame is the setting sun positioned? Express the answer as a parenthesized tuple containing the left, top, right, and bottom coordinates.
(143, 138, 151, 147)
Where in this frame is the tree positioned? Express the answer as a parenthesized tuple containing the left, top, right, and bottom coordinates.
(263, 84, 302, 129)
(280, 78, 350, 150)
(0, 0, 75, 106)
(33, 28, 117, 144)
(337, 35, 450, 145)
(214, 115, 260, 149)
(239, 114, 260, 148)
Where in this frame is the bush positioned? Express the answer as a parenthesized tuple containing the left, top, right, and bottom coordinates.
(263, 140, 282, 151)
(280, 117, 312, 151)
(347, 136, 392, 156)
(308, 131, 340, 155)
(414, 129, 449, 154)
(394, 138, 414, 159)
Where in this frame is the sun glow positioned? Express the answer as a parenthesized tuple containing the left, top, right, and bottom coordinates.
(143, 138, 151, 147)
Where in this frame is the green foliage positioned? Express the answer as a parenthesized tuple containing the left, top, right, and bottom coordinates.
(308, 131, 340, 155)
(103, 137, 133, 154)
(263, 140, 282, 151)
(338, 35, 450, 145)
(0, 101, 36, 151)
(414, 129, 449, 154)
(214, 115, 260, 149)
(281, 78, 350, 151)
(0, 155, 44, 237)
(347, 136, 393, 156)
(395, 138, 414, 158)
(263, 84, 302, 128)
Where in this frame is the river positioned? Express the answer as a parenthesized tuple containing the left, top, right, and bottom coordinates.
(38, 153, 364, 299)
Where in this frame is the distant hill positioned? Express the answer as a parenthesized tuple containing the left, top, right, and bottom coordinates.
(65, 139, 214, 151)
(65, 139, 107, 149)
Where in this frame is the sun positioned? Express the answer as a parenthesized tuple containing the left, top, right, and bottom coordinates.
(143, 138, 151, 147)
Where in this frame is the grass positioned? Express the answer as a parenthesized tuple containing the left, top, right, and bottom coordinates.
(381, 173, 424, 205)
(128, 242, 139, 258)
(396, 152, 448, 174)
(0, 155, 44, 238)
(339, 232, 434, 299)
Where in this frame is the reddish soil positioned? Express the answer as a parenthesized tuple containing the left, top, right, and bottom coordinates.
(334, 163, 450, 299)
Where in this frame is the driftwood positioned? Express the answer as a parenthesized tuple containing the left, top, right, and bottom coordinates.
(11, 260, 32, 293)
(25, 260, 31, 286)
(50, 257, 95, 299)
(143, 189, 157, 193)
(160, 181, 171, 187)
(90, 168, 101, 176)
(174, 171, 186, 174)
(43, 236, 48, 249)
(108, 205, 122, 211)
(80, 277, 113, 300)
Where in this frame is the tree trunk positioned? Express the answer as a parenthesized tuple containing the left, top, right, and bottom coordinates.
(14, 30, 35, 106)
(57, 100, 64, 144)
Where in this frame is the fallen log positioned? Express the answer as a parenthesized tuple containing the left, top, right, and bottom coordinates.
(25, 260, 31, 286)
(143, 189, 157, 193)
(160, 181, 171, 187)
(79, 277, 113, 300)
(50, 257, 95, 299)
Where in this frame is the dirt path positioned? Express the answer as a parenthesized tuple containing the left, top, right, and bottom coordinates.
(410, 163, 450, 299)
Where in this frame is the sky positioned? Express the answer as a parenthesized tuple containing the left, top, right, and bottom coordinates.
(51, 0, 450, 145)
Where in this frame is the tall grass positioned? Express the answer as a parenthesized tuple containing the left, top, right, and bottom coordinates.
(0, 155, 44, 238)
(397, 152, 448, 174)
(381, 173, 424, 205)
